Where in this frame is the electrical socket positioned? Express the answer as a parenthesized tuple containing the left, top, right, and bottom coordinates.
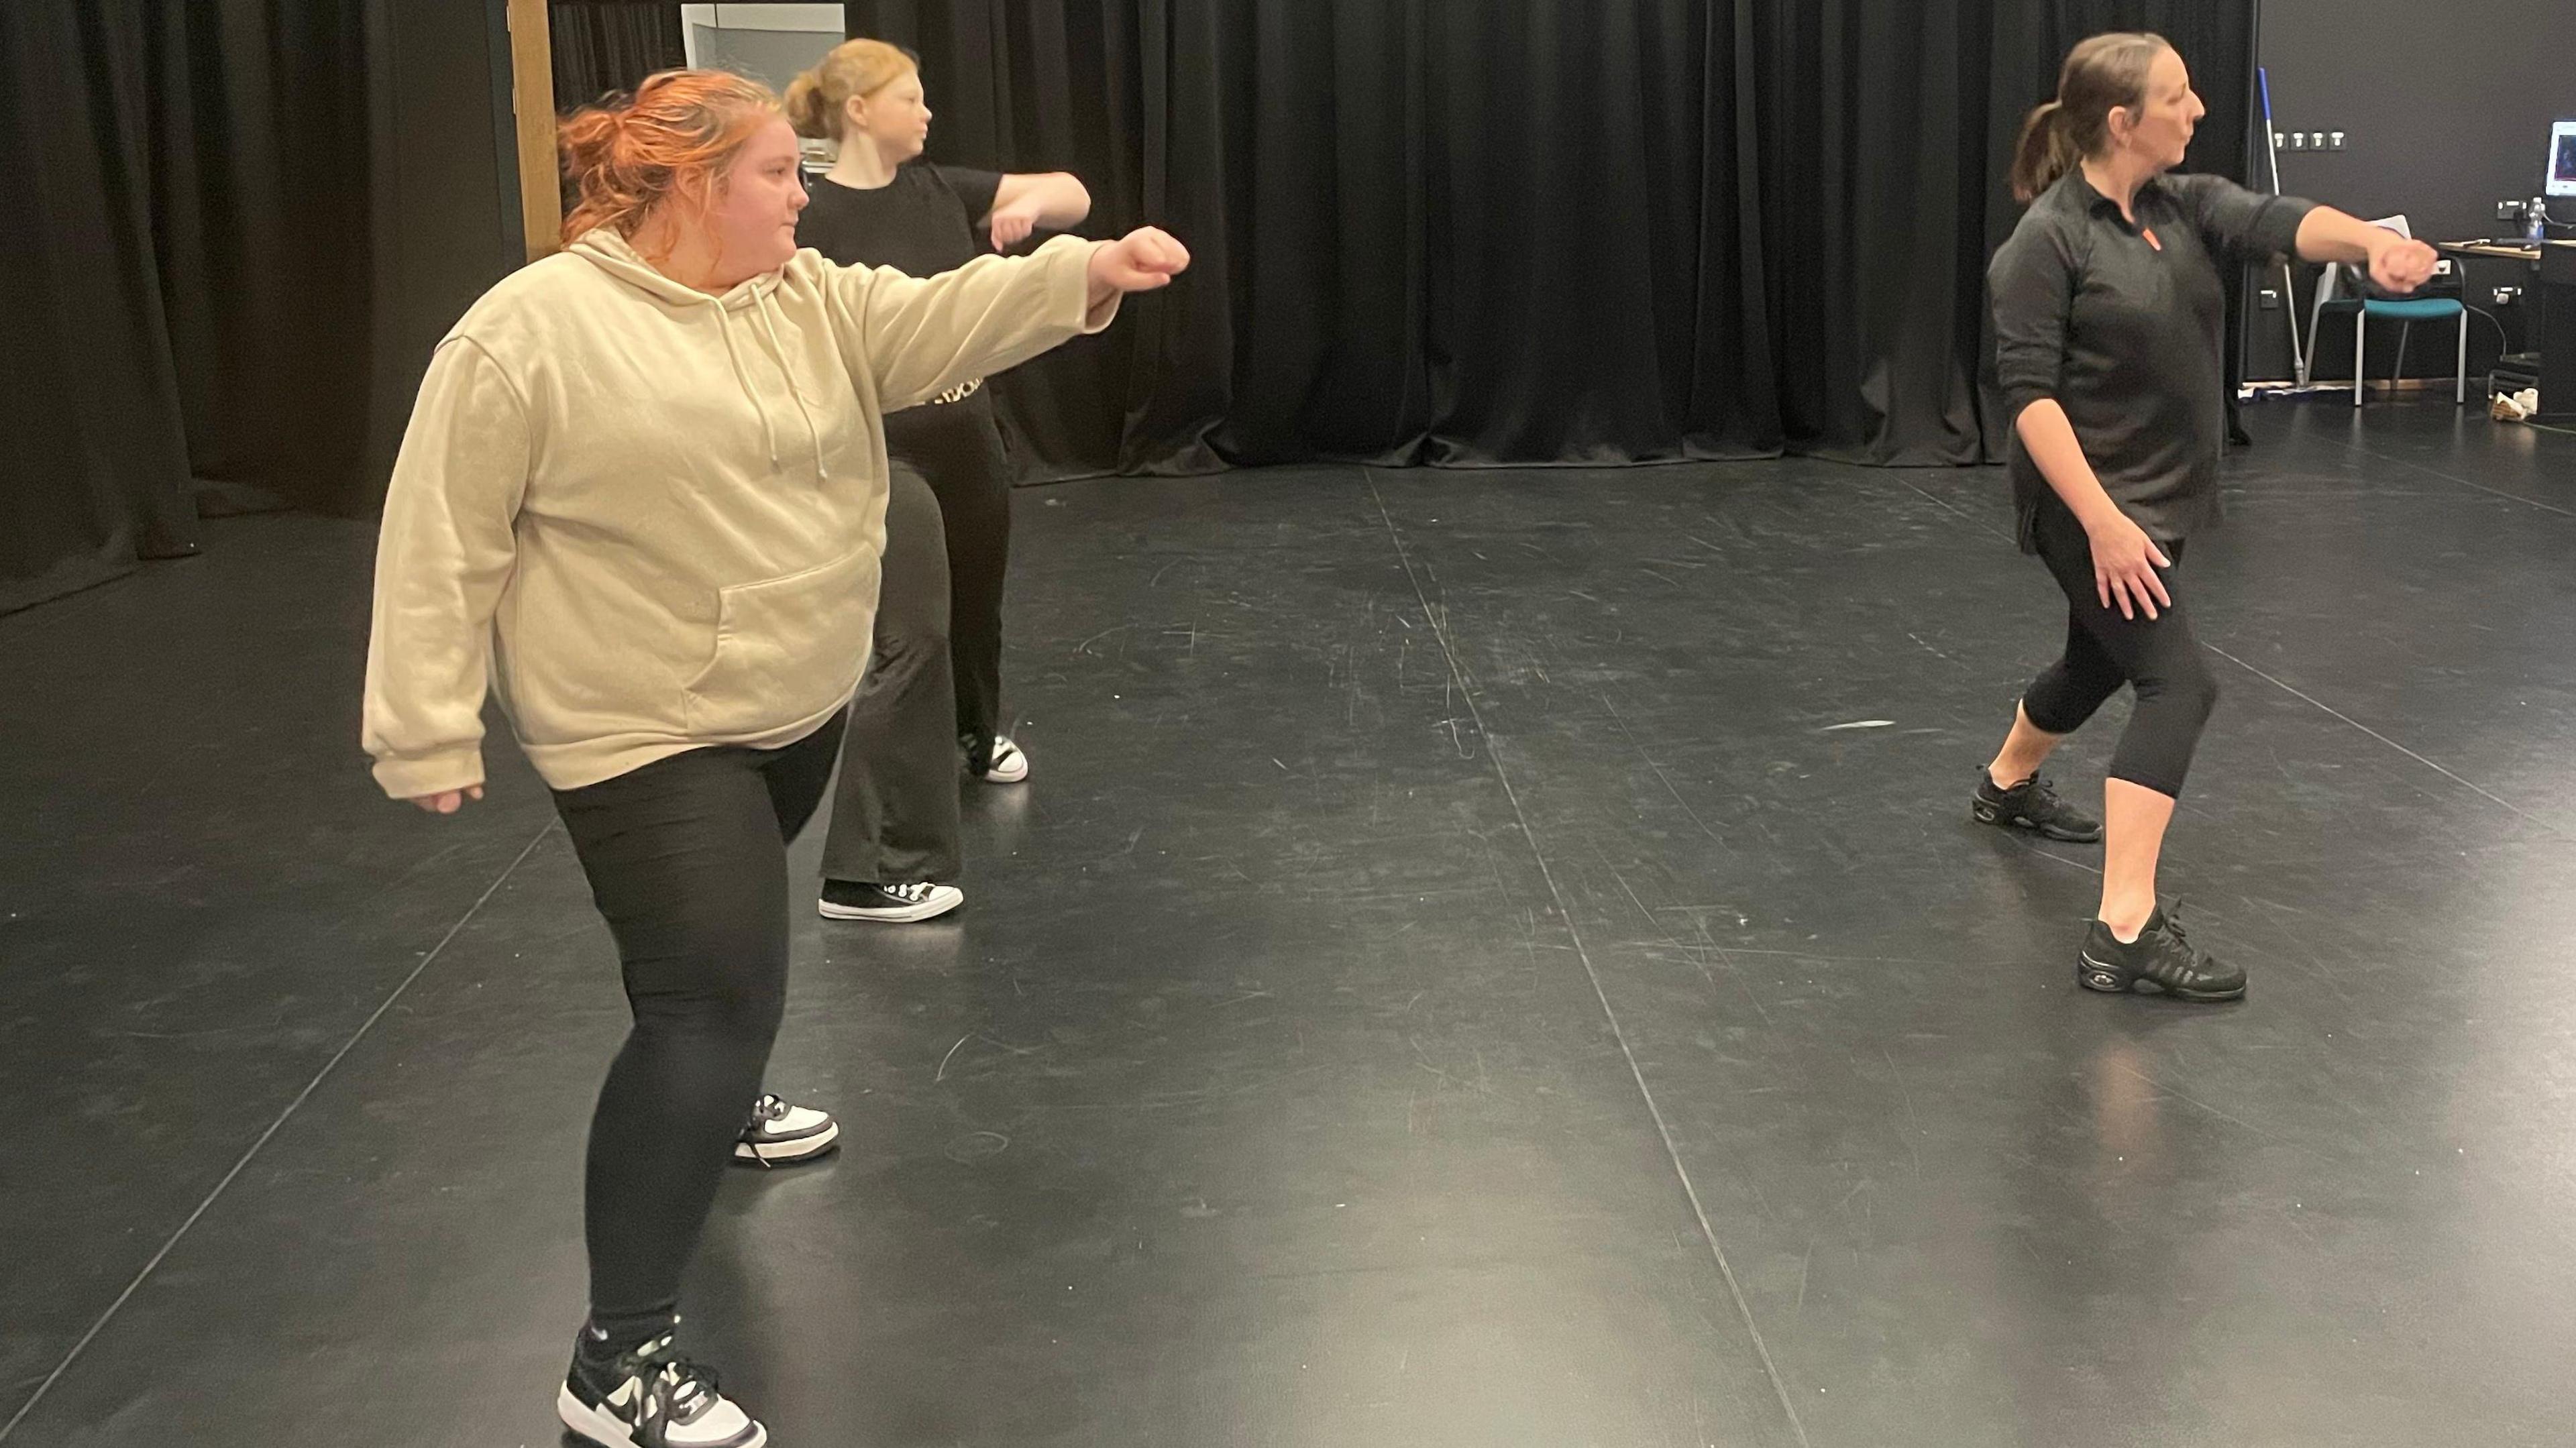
(2496, 286, 2524, 307)
(2259, 288, 2282, 310)
(2327, 131, 2345, 151)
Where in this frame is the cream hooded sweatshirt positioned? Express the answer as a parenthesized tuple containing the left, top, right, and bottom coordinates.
(362, 229, 1115, 798)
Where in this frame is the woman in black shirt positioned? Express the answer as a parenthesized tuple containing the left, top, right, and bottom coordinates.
(1976, 33, 2434, 1000)
(786, 40, 1093, 924)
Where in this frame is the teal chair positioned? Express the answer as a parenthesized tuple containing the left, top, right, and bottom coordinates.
(2332, 217, 2467, 407)
(2353, 296, 2468, 407)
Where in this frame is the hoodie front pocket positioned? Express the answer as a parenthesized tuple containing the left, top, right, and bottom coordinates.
(682, 548, 879, 738)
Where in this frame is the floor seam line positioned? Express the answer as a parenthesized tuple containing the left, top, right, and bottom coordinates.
(1891, 476, 2553, 831)
(1362, 467, 1814, 1448)
(2317, 429, 2576, 518)
(0, 820, 560, 1444)
(2198, 643, 2557, 833)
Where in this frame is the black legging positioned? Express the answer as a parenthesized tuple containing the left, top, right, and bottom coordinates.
(2021, 498, 2220, 799)
(822, 465, 963, 885)
(549, 712, 847, 1333)
(883, 389, 1013, 770)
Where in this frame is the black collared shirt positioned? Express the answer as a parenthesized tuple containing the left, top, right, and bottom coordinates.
(1990, 170, 2313, 548)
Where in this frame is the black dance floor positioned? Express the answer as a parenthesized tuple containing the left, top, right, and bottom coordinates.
(5, 400, 2575, 1447)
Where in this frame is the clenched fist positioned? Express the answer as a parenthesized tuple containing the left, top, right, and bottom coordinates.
(1086, 227, 1191, 296)
(2365, 232, 2439, 294)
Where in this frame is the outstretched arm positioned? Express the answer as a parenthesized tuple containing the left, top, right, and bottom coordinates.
(829, 226, 1190, 412)
(2295, 207, 2438, 293)
(2177, 176, 2436, 292)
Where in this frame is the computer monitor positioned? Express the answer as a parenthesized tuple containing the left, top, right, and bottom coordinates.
(2549, 120, 2576, 199)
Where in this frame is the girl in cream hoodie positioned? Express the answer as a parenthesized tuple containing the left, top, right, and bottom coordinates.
(362, 69, 1185, 1448)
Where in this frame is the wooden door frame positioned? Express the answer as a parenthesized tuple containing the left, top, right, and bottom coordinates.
(504, 0, 561, 260)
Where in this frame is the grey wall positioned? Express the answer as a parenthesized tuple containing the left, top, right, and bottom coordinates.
(2249, 0, 2576, 381)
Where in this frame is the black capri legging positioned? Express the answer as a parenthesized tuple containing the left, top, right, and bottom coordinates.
(2020, 498, 2220, 799)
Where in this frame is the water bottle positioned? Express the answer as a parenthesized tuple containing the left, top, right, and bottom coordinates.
(2531, 197, 2551, 243)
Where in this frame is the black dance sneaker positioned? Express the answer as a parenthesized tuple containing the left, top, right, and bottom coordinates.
(733, 1094, 839, 1166)
(818, 879, 965, 924)
(1972, 769, 2103, 842)
(2077, 909, 2246, 1002)
(560, 1325, 766, 1448)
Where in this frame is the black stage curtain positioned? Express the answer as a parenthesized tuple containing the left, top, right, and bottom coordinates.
(549, 1, 686, 111)
(4, 1, 2255, 611)
(2, 0, 203, 613)
(850, 0, 2254, 479)
(4, 0, 515, 615)
(146, 0, 378, 514)
(2, 0, 380, 612)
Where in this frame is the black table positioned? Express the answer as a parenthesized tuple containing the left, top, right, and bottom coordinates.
(2438, 240, 2576, 421)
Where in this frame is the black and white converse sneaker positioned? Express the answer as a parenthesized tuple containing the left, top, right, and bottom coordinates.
(560, 1325, 765, 1448)
(2077, 909, 2246, 1002)
(817, 879, 965, 923)
(733, 1094, 839, 1166)
(970, 735, 1029, 783)
(1972, 769, 2102, 842)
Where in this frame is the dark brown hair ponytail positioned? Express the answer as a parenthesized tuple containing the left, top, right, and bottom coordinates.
(2009, 33, 2170, 203)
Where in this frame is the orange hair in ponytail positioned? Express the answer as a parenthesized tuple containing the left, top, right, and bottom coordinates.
(559, 68, 782, 244)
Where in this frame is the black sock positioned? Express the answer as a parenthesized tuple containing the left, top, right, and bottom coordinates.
(580, 1304, 680, 1362)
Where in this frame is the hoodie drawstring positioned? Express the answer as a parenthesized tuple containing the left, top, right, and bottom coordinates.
(749, 289, 827, 483)
(561, 231, 825, 484)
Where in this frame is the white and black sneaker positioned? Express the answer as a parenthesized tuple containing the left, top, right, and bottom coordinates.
(971, 735, 1029, 784)
(817, 879, 965, 923)
(560, 1326, 765, 1448)
(733, 1094, 839, 1166)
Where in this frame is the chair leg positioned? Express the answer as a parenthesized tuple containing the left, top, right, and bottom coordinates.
(2455, 311, 2469, 405)
(2394, 321, 2412, 395)
(2354, 310, 2366, 406)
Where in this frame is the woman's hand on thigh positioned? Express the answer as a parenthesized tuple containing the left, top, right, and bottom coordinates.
(2085, 515, 2174, 621)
